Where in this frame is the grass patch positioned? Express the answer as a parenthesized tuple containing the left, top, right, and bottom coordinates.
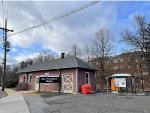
(40, 91, 69, 98)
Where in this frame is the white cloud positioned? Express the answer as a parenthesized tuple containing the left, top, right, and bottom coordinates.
(11, 48, 17, 51)
(8, 2, 117, 53)
(14, 52, 39, 63)
(2, 1, 144, 64)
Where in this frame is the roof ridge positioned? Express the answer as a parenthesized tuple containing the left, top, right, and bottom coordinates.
(18, 56, 95, 73)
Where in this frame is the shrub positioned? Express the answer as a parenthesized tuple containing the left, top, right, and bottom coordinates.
(5, 81, 18, 88)
(16, 83, 30, 91)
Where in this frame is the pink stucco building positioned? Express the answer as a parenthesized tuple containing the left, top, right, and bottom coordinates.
(18, 56, 97, 94)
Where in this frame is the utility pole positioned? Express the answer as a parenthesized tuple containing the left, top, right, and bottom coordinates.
(0, 19, 13, 91)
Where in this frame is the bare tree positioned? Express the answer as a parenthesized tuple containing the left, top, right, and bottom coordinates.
(67, 44, 82, 57)
(34, 49, 58, 62)
(20, 61, 28, 69)
(122, 15, 150, 76)
(122, 15, 148, 51)
(87, 28, 113, 88)
(19, 49, 58, 69)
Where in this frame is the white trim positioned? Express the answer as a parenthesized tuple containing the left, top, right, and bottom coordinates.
(45, 73, 49, 75)
(62, 73, 73, 93)
(76, 68, 78, 93)
(40, 74, 60, 77)
(112, 74, 131, 77)
(85, 72, 90, 84)
(35, 76, 39, 90)
(28, 74, 32, 84)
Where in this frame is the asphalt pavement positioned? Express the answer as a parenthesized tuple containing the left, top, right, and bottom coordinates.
(25, 92, 150, 113)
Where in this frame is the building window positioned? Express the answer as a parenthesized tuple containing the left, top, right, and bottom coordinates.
(28, 74, 32, 83)
(85, 72, 90, 84)
(113, 59, 118, 64)
(120, 66, 124, 70)
(143, 72, 149, 75)
(106, 61, 110, 65)
(120, 59, 123, 62)
(36, 78, 39, 83)
(113, 66, 119, 70)
(135, 59, 138, 62)
(96, 62, 99, 65)
(128, 66, 131, 69)
(143, 66, 147, 69)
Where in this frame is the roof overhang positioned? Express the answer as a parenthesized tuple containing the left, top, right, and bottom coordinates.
(112, 73, 132, 77)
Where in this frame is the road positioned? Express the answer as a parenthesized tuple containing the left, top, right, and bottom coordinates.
(25, 92, 150, 113)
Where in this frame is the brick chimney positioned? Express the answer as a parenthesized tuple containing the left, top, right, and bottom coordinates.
(61, 53, 65, 59)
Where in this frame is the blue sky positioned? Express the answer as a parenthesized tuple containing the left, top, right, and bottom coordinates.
(0, 1, 150, 64)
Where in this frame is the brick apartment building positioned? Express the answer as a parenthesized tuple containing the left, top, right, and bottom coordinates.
(90, 51, 149, 89)
(111, 51, 149, 76)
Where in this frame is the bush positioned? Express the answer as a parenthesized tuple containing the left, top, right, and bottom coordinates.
(5, 81, 18, 88)
(16, 83, 30, 91)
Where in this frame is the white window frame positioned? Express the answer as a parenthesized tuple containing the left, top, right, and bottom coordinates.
(85, 72, 90, 84)
(113, 66, 119, 70)
(28, 74, 32, 84)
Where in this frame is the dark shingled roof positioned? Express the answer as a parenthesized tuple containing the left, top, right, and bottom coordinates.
(18, 57, 95, 73)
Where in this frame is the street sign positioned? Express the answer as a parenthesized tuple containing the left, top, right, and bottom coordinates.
(39, 77, 60, 83)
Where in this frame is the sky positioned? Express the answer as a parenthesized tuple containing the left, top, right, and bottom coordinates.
(0, 1, 150, 64)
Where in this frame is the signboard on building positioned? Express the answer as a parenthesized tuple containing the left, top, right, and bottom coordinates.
(114, 78, 126, 87)
(39, 77, 60, 83)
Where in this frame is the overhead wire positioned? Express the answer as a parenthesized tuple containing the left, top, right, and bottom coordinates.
(12, 1, 73, 31)
(46, 1, 74, 19)
(9, 0, 100, 37)
(8, 1, 39, 21)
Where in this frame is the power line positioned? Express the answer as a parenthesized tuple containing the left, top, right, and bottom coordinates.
(8, 1, 38, 20)
(9, 0, 100, 37)
(46, 1, 74, 19)
(12, 1, 73, 30)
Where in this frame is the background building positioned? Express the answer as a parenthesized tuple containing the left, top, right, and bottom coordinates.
(90, 51, 149, 90)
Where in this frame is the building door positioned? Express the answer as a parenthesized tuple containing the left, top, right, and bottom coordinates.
(35, 76, 39, 90)
(63, 74, 73, 93)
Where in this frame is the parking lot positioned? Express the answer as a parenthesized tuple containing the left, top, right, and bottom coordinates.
(25, 92, 150, 113)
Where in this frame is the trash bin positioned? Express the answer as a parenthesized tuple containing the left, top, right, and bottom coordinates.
(81, 84, 92, 94)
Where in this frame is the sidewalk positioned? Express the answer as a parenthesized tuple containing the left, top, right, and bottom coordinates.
(0, 88, 30, 113)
